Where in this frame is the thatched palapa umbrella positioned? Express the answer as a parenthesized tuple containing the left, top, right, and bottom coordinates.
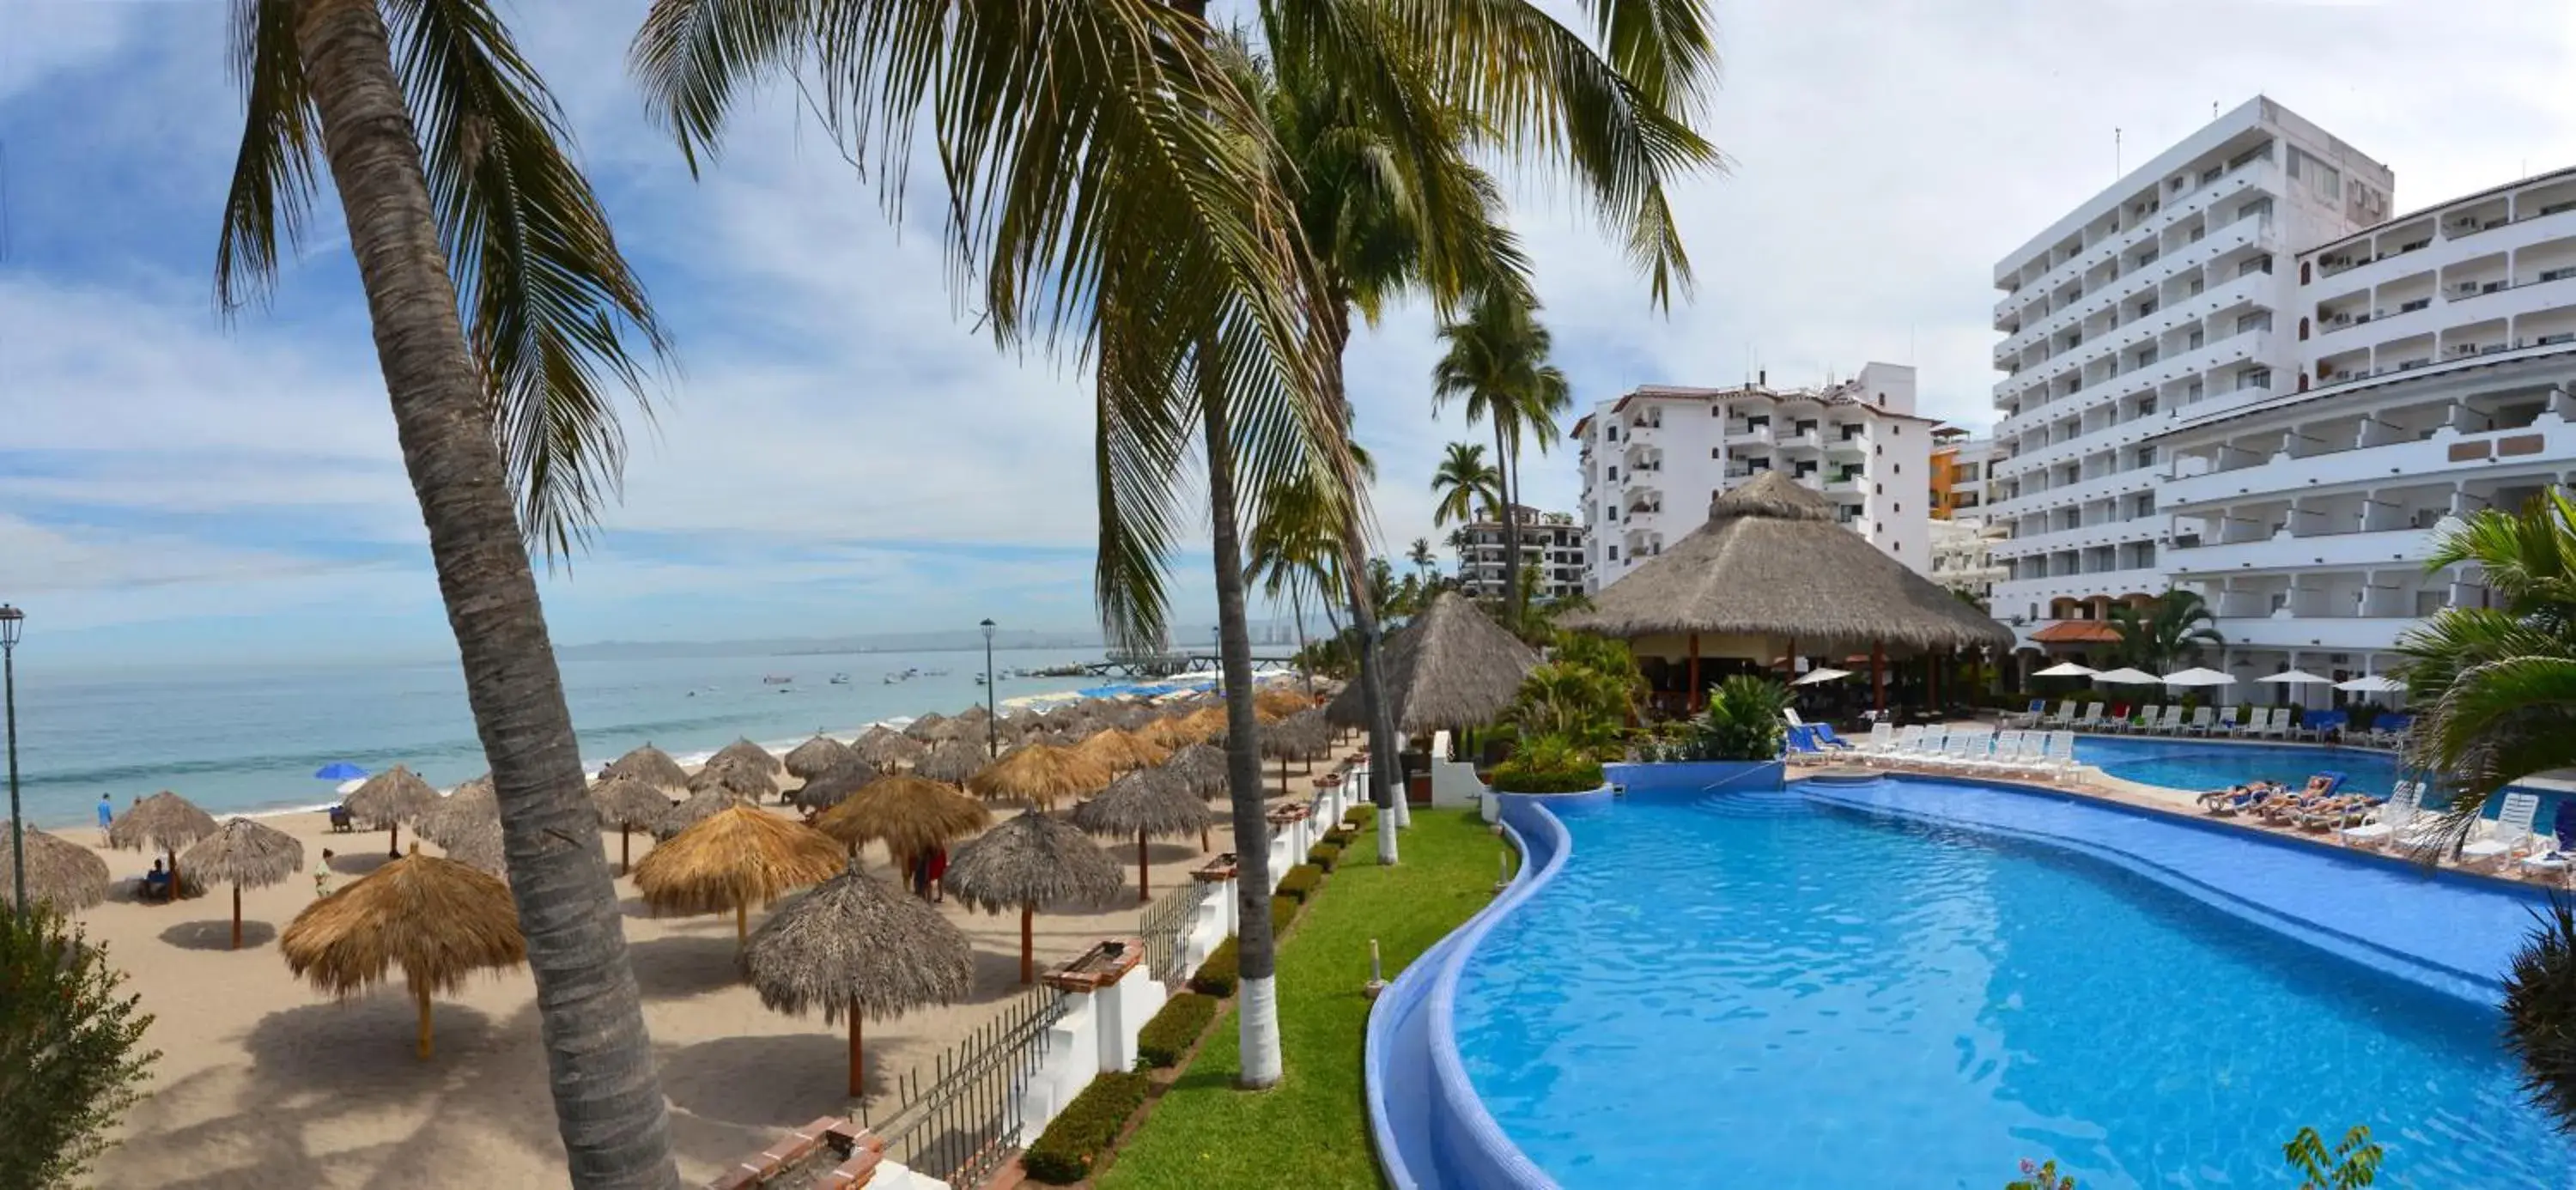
(1327, 591, 1539, 735)
(592, 775, 674, 873)
(635, 804, 844, 944)
(711, 738, 786, 780)
(969, 743, 1113, 811)
(606, 744, 691, 794)
(1176, 706, 1230, 744)
(853, 726, 927, 773)
(1070, 770, 1218, 902)
(783, 735, 850, 782)
(0, 821, 110, 910)
(440, 820, 507, 877)
(813, 774, 990, 868)
(1254, 686, 1313, 722)
(913, 739, 987, 786)
(1159, 743, 1226, 797)
(1072, 727, 1169, 775)
(280, 846, 526, 1059)
(109, 790, 220, 896)
(656, 787, 742, 840)
(791, 759, 881, 813)
(945, 811, 1124, 983)
(742, 862, 973, 1096)
(1559, 472, 2017, 711)
(692, 756, 776, 801)
(902, 712, 951, 743)
(417, 777, 497, 849)
(180, 817, 305, 949)
(344, 766, 438, 858)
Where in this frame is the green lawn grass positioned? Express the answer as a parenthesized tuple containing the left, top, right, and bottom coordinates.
(1097, 808, 1514, 1189)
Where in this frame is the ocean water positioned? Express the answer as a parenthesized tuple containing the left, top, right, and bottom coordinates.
(4, 647, 1109, 827)
(1455, 785, 2576, 1188)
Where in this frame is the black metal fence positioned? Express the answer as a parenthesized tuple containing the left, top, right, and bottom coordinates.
(1141, 878, 1213, 987)
(866, 984, 1070, 1188)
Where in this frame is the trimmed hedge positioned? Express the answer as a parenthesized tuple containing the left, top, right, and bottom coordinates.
(1188, 939, 1239, 998)
(1276, 864, 1325, 903)
(1321, 826, 1355, 847)
(1136, 993, 1218, 1069)
(1022, 1071, 1151, 1183)
(1271, 894, 1298, 939)
(1306, 841, 1342, 871)
(1345, 803, 1377, 827)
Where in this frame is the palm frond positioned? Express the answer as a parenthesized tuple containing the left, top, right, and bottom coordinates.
(216, 0, 321, 310)
(386, 0, 676, 558)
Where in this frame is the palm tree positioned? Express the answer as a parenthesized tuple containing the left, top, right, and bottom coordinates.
(1432, 286, 1572, 627)
(2394, 491, 2576, 1124)
(2106, 591, 2224, 672)
(221, 2, 678, 1181)
(1431, 442, 1504, 528)
(1249, 472, 1352, 697)
(635, 0, 1721, 1096)
(1407, 537, 1438, 585)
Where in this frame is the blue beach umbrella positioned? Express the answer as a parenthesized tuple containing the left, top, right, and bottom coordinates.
(314, 762, 369, 781)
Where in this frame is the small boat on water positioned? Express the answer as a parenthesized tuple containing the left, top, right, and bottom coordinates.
(762, 675, 794, 685)
(829, 673, 851, 685)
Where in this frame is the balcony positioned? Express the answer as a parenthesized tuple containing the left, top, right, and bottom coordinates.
(1823, 475, 1862, 495)
(1984, 464, 2160, 520)
(1724, 422, 1774, 446)
(2166, 525, 2439, 576)
(2165, 419, 2576, 510)
(2208, 615, 2425, 653)
(1989, 516, 2160, 558)
(1826, 433, 1868, 456)
(1777, 428, 1823, 452)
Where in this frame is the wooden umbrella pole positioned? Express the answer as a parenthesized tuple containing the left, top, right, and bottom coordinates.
(1138, 829, 1150, 903)
(1019, 903, 1035, 984)
(231, 883, 243, 950)
(619, 826, 631, 875)
(848, 1003, 865, 1098)
(414, 982, 434, 1060)
(736, 902, 748, 946)
(1688, 633, 1702, 713)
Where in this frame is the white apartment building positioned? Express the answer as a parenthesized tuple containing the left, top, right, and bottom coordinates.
(1575, 363, 1935, 592)
(1450, 508, 1589, 603)
(2158, 163, 2576, 681)
(1929, 519, 2010, 609)
(1989, 98, 2393, 648)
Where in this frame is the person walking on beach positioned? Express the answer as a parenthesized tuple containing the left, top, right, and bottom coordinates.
(313, 849, 336, 898)
(97, 795, 114, 845)
(927, 846, 949, 904)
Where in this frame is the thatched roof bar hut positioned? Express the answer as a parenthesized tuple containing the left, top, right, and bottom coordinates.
(1560, 472, 2016, 711)
(1325, 592, 1540, 734)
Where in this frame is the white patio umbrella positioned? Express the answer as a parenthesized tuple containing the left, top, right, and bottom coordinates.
(2161, 667, 2236, 688)
(1792, 667, 1853, 687)
(2257, 669, 2333, 686)
(2092, 667, 2161, 685)
(2033, 661, 2098, 677)
(2336, 674, 2405, 693)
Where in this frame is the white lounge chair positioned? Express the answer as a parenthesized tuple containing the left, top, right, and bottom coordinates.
(2038, 700, 2078, 729)
(2256, 707, 2292, 739)
(2044, 731, 2081, 781)
(2070, 702, 2108, 732)
(2116, 705, 2161, 735)
(2181, 707, 2218, 737)
(2340, 782, 2421, 848)
(1878, 725, 1923, 766)
(2208, 706, 2240, 736)
(2462, 792, 2543, 869)
(1857, 722, 1897, 761)
(2148, 705, 2186, 735)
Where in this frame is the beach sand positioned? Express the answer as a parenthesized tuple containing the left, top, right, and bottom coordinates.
(70, 744, 1358, 1189)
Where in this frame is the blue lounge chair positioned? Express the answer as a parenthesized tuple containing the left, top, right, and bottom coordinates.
(1811, 724, 1857, 750)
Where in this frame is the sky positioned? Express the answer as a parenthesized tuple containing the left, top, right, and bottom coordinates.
(3, 1, 2575, 670)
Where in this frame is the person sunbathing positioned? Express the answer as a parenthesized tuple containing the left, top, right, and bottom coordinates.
(2199, 780, 2284, 815)
(2257, 774, 2345, 824)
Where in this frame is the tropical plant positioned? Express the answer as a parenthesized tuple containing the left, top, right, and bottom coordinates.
(2106, 590, 2224, 671)
(634, 0, 1721, 1098)
(2398, 490, 2576, 810)
(1510, 662, 1632, 756)
(1431, 441, 1504, 527)
(1432, 284, 1572, 628)
(2004, 1158, 2076, 1190)
(1692, 676, 1790, 761)
(223, 1, 679, 1177)
(2502, 898, 2576, 1132)
(0, 903, 159, 1187)
(1407, 537, 1437, 584)
(2282, 1124, 2383, 1188)
(1488, 733, 1607, 794)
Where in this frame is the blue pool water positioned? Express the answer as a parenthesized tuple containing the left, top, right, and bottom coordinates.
(2074, 735, 2409, 798)
(1453, 783, 2576, 1188)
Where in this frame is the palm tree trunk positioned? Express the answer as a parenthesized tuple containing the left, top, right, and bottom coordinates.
(1314, 307, 1403, 859)
(294, 4, 675, 1183)
(1288, 586, 1314, 697)
(1494, 420, 1522, 628)
(1203, 371, 1285, 1088)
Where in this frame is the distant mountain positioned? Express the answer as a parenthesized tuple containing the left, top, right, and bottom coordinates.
(557, 628, 1103, 660)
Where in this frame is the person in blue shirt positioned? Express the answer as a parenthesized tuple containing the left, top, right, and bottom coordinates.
(97, 795, 114, 845)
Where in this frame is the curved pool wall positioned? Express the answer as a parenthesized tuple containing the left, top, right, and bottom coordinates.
(1369, 769, 2566, 1188)
(1365, 789, 1607, 1190)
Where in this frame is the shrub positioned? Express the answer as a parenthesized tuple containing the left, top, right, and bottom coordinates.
(1187, 939, 1239, 998)
(1344, 803, 1376, 828)
(0, 903, 158, 1188)
(1271, 894, 1299, 939)
(1135, 993, 1218, 1069)
(1020, 1071, 1151, 1183)
(1306, 841, 1341, 871)
(1693, 675, 1789, 761)
(1489, 733, 1607, 794)
(1321, 826, 1355, 847)
(1276, 864, 1324, 902)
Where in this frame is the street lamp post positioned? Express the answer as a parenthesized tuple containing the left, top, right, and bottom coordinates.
(3, 604, 24, 916)
(980, 619, 999, 758)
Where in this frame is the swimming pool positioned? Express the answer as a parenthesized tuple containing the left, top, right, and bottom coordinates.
(1449, 779, 2576, 1188)
(2073, 734, 2408, 796)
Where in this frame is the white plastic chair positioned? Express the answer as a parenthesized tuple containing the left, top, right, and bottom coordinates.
(2071, 702, 2107, 732)
(2038, 701, 2077, 729)
(2463, 792, 2543, 868)
(2182, 707, 2217, 736)
(2208, 706, 2239, 736)
(2044, 732, 2081, 781)
(2340, 782, 2421, 848)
